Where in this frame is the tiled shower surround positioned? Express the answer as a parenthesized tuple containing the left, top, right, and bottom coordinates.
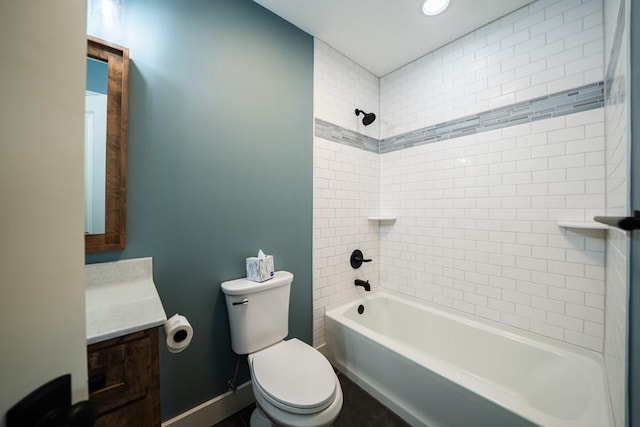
(313, 38, 380, 347)
(379, 0, 604, 139)
(603, 0, 629, 425)
(314, 0, 610, 352)
(380, 108, 606, 351)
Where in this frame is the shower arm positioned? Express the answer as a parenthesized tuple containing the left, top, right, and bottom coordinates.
(354, 108, 376, 126)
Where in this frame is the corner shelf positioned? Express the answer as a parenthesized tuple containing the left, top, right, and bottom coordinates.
(368, 216, 397, 223)
(557, 221, 609, 230)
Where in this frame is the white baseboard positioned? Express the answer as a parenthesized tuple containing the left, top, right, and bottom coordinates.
(162, 343, 327, 427)
(315, 343, 327, 358)
(162, 381, 255, 427)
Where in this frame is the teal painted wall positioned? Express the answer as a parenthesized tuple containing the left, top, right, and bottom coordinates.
(86, 0, 313, 419)
(86, 58, 107, 94)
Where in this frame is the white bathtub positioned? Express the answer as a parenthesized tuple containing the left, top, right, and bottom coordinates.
(324, 290, 612, 427)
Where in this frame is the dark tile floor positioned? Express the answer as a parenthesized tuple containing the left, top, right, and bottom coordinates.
(213, 373, 409, 427)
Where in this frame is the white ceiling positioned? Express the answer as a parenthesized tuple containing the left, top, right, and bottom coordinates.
(253, 0, 535, 77)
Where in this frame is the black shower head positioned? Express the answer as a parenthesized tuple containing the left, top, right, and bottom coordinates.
(355, 109, 376, 126)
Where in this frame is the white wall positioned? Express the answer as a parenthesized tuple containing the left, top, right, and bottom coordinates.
(603, 0, 629, 425)
(313, 39, 380, 347)
(0, 1, 88, 424)
(380, 109, 606, 351)
(314, 40, 380, 141)
(378, 0, 607, 353)
(380, 0, 603, 139)
(313, 0, 611, 352)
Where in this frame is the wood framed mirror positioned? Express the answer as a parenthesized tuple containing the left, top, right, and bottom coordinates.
(85, 36, 129, 252)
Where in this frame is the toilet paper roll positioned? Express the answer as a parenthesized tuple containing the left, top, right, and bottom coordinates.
(164, 314, 193, 353)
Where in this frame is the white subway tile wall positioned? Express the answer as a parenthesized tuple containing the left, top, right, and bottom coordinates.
(313, 39, 380, 347)
(379, 0, 604, 140)
(603, 0, 629, 425)
(313, 139, 380, 347)
(380, 109, 606, 351)
(313, 0, 613, 355)
(314, 39, 380, 139)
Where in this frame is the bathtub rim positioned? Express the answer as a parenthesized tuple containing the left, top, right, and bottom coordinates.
(325, 289, 605, 362)
(324, 289, 613, 427)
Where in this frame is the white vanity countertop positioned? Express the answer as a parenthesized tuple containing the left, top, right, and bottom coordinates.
(85, 257, 167, 345)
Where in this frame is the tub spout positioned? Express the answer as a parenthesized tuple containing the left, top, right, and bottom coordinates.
(355, 279, 371, 291)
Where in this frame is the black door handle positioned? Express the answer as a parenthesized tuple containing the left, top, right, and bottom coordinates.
(594, 211, 640, 231)
(88, 373, 106, 393)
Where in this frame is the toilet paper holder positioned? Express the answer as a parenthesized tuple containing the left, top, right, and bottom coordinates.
(164, 314, 194, 353)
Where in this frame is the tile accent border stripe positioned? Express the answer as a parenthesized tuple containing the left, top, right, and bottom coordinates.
(314, 118, 379, 153)
(380, 81, 604, 153)
(315, 82, 605, 155)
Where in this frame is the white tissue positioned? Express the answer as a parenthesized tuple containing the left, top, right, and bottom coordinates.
(163, 313, 193, 353)
(246, 249, 275, 282)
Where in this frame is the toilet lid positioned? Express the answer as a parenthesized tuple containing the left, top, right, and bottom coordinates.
(251, 339, 336, 412)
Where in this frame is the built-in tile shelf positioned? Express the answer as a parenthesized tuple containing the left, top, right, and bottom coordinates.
(368, 216, 397, 223)
(557, 221, 609, 230)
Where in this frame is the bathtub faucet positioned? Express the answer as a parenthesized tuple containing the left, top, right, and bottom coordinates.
(354, 279, 371, 291)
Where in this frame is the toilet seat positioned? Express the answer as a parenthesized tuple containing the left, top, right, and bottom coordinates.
(250, 339, 337, 415)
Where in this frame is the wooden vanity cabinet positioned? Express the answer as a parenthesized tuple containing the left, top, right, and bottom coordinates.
(87, 328, 161, 427)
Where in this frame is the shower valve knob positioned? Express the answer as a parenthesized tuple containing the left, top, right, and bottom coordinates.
(350, 249, 372, 269)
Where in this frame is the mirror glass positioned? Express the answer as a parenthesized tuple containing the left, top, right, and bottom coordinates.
(85, 57, 108, 235)
(85, 36, 129, 252)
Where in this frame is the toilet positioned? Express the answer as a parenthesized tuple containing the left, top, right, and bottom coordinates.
(221, 271, 343, 427)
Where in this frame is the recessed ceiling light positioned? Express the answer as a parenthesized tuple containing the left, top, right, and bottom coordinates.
(422, 0, 450, 16)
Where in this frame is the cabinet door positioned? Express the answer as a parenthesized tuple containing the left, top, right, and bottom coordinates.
(87, 329, 160, 426)
(88, 333, 150, 413)
(93, 398, 151, 427)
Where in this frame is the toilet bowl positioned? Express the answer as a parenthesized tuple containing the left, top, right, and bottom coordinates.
(249, 339, 342, 427)
(221, 271, 343, 427)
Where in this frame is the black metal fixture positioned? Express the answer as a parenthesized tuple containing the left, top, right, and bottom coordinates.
(350, 249, 372, 269)
(355, 109, 376, 126)
(358, 304, 365, 314)
(594, 211, 640, 231)
(7, 374, 96, 427)
(355, 279, 371, 291)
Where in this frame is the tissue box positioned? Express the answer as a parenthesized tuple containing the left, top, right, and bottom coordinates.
(246, 255, 275, 282)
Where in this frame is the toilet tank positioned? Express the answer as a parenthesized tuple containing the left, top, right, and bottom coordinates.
(221, 271, 293, 354)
